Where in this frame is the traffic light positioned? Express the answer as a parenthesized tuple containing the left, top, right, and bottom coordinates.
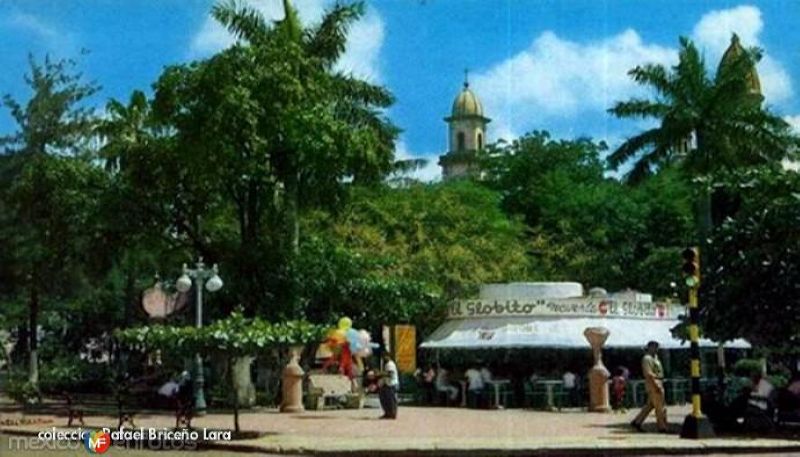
(682, 247, 700, 288)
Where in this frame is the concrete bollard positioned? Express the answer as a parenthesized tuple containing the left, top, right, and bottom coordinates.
(280, 346, 305, 413)
(584, 327, 611, 412)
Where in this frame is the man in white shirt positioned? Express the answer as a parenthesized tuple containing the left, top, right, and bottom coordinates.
(465, 367, 485, 408)
(562, 370, 577, 407)
(436, 368, 459, 402)
(379, 352, 399, 419)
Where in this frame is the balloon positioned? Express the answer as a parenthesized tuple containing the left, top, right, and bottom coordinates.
(338, 317, 353, 330)
(329, 328, 346, 345)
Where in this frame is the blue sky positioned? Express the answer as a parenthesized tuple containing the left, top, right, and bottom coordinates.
(1, 0, 799, 180)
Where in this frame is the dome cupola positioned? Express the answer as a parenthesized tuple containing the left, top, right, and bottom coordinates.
(717, 34, 762, 102)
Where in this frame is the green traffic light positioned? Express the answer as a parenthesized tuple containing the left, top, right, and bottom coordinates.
(685, 276, 699, 288)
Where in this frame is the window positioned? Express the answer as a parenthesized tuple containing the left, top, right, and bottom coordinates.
(477, 133, 483, 150)
(457, 131, 465, 151)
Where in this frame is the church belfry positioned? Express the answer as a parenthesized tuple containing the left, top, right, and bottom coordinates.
(439, 72, 491, 180)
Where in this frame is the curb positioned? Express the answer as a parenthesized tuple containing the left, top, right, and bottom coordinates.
(3, 428, 800, 456)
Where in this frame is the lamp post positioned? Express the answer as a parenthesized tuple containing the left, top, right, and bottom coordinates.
(176, 257, 223, 414)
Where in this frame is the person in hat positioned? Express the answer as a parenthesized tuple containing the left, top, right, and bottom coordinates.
(631, 341, 668, 432)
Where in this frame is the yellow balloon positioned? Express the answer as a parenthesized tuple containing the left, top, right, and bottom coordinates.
(330, 328, 346, 345)
(337, 317, 353, 330)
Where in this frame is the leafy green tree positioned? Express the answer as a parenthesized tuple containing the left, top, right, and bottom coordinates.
(702, 166, 800, 351)
(137, 0, 399, 317)
(0, 55, 101, 386)
(308, 181, 531, 300)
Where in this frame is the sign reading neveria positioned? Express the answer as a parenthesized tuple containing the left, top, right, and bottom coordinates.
(448, 298, 674, 320)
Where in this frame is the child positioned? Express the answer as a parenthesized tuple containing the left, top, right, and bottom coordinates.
(612, 366, 628, 413)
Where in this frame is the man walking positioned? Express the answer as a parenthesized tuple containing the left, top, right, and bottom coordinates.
(378, 352, 399, 419)
(631, 341, 668, 432)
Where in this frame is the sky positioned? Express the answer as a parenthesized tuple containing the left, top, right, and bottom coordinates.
(1, 0, 799, 180)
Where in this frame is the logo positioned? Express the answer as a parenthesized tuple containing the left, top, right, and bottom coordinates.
(83, 430, 111, 454)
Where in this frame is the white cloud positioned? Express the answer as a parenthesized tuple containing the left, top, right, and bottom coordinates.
(189, 0, 383, 81)
(471, 29, 675, 141)
(334, 9, 383, 82)
(692, 5, 762, 58)
(393, 140, 441, 182)
(472, 5, 793, 144)
(692, 5, 792, 104)
(785, 115, 800, 133)
(5, 12, 76, 54)
(9, 12, 58, 40)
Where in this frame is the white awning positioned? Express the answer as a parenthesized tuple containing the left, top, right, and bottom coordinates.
(419, 316, 750, 350)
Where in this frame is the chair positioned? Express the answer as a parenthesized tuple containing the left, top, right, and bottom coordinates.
(524, 381, 549, 409)
(498, 384, 515, 408)
(552, 384, 570, 410)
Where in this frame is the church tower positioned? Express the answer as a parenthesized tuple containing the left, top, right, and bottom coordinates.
(717, 33, 763, 106)
(439, 73, 491, 180)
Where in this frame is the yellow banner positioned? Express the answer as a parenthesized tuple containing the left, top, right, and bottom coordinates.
(394, 325, 416, 374)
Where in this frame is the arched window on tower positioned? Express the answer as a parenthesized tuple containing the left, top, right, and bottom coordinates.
(457, 131, 465, 151)
(477, 133, 483, 150)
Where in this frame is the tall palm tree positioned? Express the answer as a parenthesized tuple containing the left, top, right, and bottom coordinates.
(211, 0, 398, 255)
(608, 36, 796, 241)
(98, 90, 152, 173)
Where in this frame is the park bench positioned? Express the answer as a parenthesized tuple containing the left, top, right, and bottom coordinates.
(62, 391, 135, 429)
(305, 373, 362, 410)
(61, 384, 192, 429)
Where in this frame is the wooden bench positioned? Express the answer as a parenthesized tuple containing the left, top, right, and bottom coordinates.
(62, 391, 135, 429)
(62, 387, 192, 429)
(305, 374, 362, 410)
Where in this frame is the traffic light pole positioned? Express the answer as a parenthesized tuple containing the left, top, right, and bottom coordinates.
(680, 248, 714, 439)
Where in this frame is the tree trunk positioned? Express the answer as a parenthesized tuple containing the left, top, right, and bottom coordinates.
(229, 357, 240, 435)
(284, 169, 300, 257)
(28, 278, 39, 386)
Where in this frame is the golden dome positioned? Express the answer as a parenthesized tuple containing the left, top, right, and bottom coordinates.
(717, 34, 762, 97)
(451, 82, 485, 118)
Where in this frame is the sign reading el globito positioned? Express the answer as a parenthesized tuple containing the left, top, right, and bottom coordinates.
(448, 298, 672, 320)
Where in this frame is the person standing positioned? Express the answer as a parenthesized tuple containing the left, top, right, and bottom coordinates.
(465, 365, 485, 408)
(631, 341, 668, 432)
(378, 352, 399, 419)
(611, 366, 628, 413)
(562, 369, 577, 407)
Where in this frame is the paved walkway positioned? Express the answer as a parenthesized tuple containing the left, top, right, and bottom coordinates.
(2, 403, 799, 456)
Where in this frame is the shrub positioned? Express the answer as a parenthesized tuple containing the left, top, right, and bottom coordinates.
(732, 358, 762, 378)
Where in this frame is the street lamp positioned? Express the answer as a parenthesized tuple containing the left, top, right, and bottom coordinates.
(176, 257, 223, 413)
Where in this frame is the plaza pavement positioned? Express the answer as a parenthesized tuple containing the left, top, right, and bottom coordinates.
(1, 402, 799, 456)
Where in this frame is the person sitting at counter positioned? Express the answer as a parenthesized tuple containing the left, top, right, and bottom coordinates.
(435, 367, 459, 403)
(480, 365, 493, 384)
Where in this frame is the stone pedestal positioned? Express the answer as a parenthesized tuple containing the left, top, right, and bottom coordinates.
(232, 356, 256, 407)
(583, 327, 611, 412)
(280, 346, 305, 413)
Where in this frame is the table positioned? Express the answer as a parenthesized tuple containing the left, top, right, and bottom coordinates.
(535, 380, 563, 410)
(486, 380, 511, 409)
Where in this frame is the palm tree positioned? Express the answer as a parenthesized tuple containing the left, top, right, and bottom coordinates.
(98, 90, 152, 173)
(608, 36, 796, 240)
(211, 0, 398, 255)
